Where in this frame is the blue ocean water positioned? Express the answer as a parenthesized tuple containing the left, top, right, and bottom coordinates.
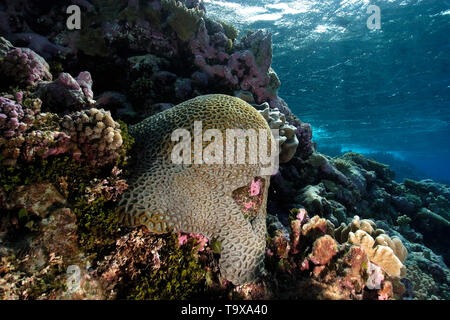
(205, 0, 450, 184)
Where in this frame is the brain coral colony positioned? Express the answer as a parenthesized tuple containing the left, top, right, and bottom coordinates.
(0, 0, 449, 301)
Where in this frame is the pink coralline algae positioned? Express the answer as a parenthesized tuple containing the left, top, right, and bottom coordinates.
(177, 232, 209, 252)
(22, 130, 71, 162)
(250, 178, 261, 196)
(178, 234, 189, 246)
(243, 201, 254, 211)
(84, 167, 129, 204)
(232, 178, 266, 219)
(0, 47, 52, 87)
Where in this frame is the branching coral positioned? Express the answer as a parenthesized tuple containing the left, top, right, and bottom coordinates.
(1, 95, 126, 168)
(0, 47, 52, 88)
(0, 96, 34, 137)
(0, 96, 36, 165)
(61, 108, 123, 167)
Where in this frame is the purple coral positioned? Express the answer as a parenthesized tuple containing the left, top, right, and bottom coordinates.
(22, 130, 71, 162)
(0, 47, 52, 87)
(0, 96, 72, 165)
(188, 24, 314, 159)
(0, 97, 33, 136)
(37, 72, 95, 113)
(0, 95, 125, 168)
(76, 71, 95, 102)
(191, 28, 276, 104)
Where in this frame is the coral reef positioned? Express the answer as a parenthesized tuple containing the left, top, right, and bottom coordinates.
(263, 210, 408, 300)
(0, 0, 448, 301)
(0, 97, 126, 168)
(0, 201, 104, 299)
(0, 96, 34, 138)
(334, 215, 408, 278)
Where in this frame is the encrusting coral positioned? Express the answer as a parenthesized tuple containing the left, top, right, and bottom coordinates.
(118, 94, 276, 285)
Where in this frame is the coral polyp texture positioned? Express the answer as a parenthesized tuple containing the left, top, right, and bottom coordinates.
(0, 47, 52, 87)
(61, 108, 124, 167)
(0, 97, 33, 138)
(118, 94, 275, 284)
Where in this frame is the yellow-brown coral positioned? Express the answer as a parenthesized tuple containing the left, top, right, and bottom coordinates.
(118, 94, 276, 284)
(339, 216, 408, 278)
